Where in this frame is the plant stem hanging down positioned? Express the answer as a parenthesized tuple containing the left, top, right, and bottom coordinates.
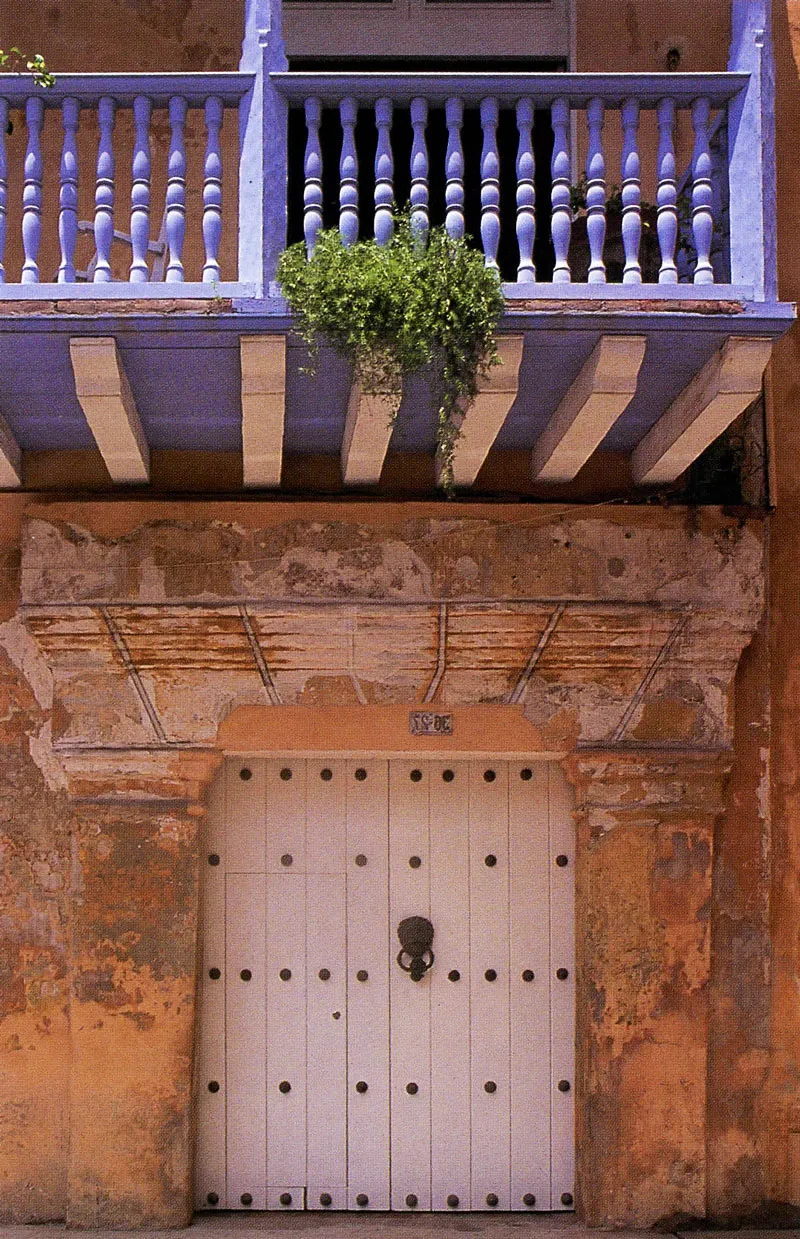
(277, 211, 505, 491)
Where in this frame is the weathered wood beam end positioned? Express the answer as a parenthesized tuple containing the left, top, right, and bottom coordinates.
(69, 336, 150, 484)
(438, 334, 525, 488)
(0, 412, 22, 488)
(240, 334, 287, 488)
(341, 378, 397, 487)
(631, 335, 772, 486)
(531, 334, 647, 483)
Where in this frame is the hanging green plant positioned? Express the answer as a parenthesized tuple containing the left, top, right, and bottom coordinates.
(277, 212, 505, 490)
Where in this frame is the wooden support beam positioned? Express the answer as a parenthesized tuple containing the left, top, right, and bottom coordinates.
(69, 337, 149, 484)
(438, 335, 525, 488)
(631, 335, 773, 486)
(0, 411, 22, 488)
(240, 335, 287, 488)
(341, 378, 397, 487)
(531, 335, 647, 483)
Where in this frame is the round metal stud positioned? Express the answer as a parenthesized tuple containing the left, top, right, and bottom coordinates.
(332, 1011, 341, 1020)
(485, 853, 497, 867)
(409, 855, 422, 869)
(206, 1193, 219, 1206)
(355, 854, 367, 867)
(279, 1193, 292, 1207)
(484, 768, 496, 782)
(406, 1081, 418, 1095)
(279, 968, 292, 981)
(523, 1193, 536, 1207)
(208, 853, 220, 866)
(240, 969, 252, 982)
(355, 767, 367, 781)
(240, 1193, 252, 1206)
(208, 967, 221, 980)
(320, 1193, 332, 1207)
(410, 769, 423, 782)
(280, 767, 292, 781)
(561, 1193, 574, 1207)
(279, 1080, 291, 1093)
(448, 969, 461, 982)
(321, 768, 333, 781)
(486, 1194, 499, 1207)
(558, 1079, 571, 1092)
(485, 968, 497, 982)
(239, 768, 252, 781)
(447, 1194, 459, 1208)
(520, 768, 533, 781)
(484, 1080, 497, 1093)
(357, 969, 369, 982)
(355, 1080, 368, 1093)
(406, 1194, 418, 1208)
(356, 1194, 369, 1207)
(556, 967, 569, 980)
(522, 969, 535, 982)
(442, 769, 455, 782)
(556, 854, 569, 867)
(281, 853, 293, 867)
(208, 1081, 220, 1093)
(318, 967, 331, 981)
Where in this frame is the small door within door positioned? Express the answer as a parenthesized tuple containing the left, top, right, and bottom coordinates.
(195, 758, 575, 1212)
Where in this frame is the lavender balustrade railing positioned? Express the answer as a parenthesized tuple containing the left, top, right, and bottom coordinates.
(0, 73, 250, 288)
(272, 72, 755, 291)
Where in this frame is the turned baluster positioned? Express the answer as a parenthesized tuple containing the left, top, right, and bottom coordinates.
(303, 96, 323, 257)
(585, 97, 606, 283)
(93, 96, 116, 283)
(130, 95, 152, 282)
(339, 96, 359, 247)
(655, 97, 678, 284)
(691, 97, 715, 284)
(165, 95, 188, 282)
(444, 96, 465, 241)
(57, 97, 80, 283)
(21, 95, 44, 284)
(409, 97, 429, 246)
(480, 97, 500, 271)
(374, 97, 394, 245)
(550, 96, 571, 283)
(0, 99, 8, 283)
(620, 98, 642, 283)
(515, 97, 535, 283)
(202, 96, 223, 282)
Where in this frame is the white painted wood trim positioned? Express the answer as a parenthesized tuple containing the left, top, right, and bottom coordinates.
(440, 335, 525, 488)
(631, 335, 773, 485)
(240, 334, 286, 489)
(69, 336, 149, 483)
(340, 378, 397, 487)
(531, 335, 647, 482)
(0, 411, 22, 488)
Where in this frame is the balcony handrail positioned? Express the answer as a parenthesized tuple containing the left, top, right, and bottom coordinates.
(0, 71, 254, 107)
(271, 70, 750, 108)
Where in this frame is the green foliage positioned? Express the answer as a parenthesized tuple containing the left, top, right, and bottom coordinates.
(0, 47, 54, 88)
(277, 212, 505, 490)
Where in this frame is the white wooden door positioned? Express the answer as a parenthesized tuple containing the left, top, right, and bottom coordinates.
(195, 757, 575, 1213)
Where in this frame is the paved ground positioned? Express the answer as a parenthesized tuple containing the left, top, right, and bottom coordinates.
(1, 1219, 798, 1239)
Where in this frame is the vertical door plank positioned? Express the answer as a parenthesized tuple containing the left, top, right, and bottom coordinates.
(194, 768, 227, 1209)
(389, 760, 432, 1210)
(429, 761, 471, 1210)
(225, 758, 266, 873)
(306, 759, 348, 1209)
(265, 871, 307, 1190)
(225, 871, 267, 1209)
(509, 762, 552, 1210)
(266, 759, 307, 873)
(346, 759, 390, 1210)
(549, 765, 576, 1209)
(468, 760, 512, 1210)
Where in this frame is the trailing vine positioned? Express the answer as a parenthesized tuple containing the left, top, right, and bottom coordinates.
(277, 212, 505, 490)
(0, 47, 54, 88)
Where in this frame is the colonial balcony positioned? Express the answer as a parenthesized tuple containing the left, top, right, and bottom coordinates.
(0, 8, 793, 495)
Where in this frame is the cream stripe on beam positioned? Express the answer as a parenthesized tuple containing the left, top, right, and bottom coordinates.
(631, 335, 773, 486)
(437, 335, 525, 488)
(240, 335, 287, 488)
(69, 337, 149, 484)
(0, 411, 22, 488)
(341, 379, 397, 487)
(531, 335, 647, 483)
